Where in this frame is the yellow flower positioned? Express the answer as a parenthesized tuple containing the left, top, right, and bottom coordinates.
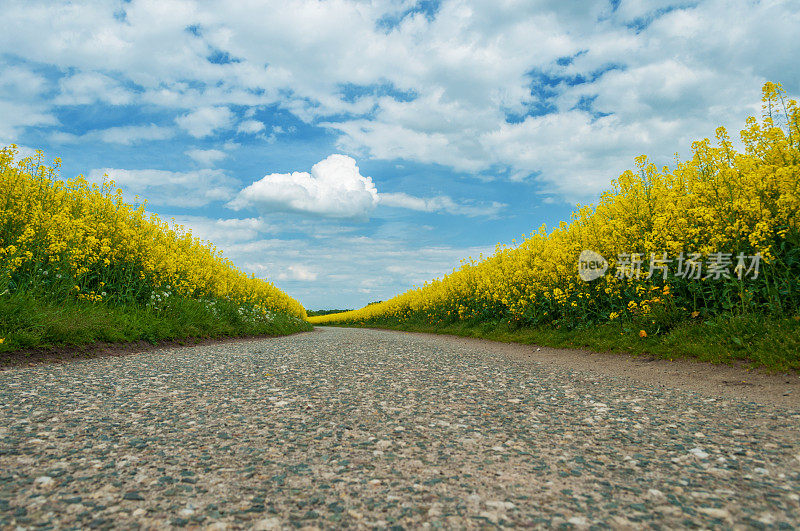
(0, 145, 307, 322)
(639, 330, 647, 338)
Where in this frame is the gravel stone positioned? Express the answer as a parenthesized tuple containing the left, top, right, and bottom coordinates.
(1, 326, 799, 528)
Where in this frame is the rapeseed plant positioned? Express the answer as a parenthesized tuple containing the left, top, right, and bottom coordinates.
(0, 149, 307, 326)
(312, 83, 799, 332)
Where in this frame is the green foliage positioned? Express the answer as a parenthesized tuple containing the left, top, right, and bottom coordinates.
(312, 83, 800, 372)
(324, 313, 800, 372)
(0, 292, 311, 355)
(0, 146, 312, 354)
(306, 308, 354, 316)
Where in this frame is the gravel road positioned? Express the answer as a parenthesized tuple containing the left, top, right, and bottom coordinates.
(1, 326, 799, 529)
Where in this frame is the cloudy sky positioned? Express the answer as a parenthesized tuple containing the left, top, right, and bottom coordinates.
(1, 0, 798, 309)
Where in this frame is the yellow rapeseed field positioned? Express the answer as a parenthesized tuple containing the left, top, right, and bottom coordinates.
(312, 83, 799, 330)
(0, 148, 307, 321)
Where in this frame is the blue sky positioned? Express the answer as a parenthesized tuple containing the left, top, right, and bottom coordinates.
(1, 0, 798, 309)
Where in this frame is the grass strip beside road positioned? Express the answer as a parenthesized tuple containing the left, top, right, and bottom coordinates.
(0, 293, 312, 362)
(321, 313, 800, 372)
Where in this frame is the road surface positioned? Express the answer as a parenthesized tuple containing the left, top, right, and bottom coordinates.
(1, 327, 799, 528)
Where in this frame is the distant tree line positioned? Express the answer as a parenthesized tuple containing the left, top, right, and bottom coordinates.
(306, 309, 353, 316)
(307, 301, 382, 316)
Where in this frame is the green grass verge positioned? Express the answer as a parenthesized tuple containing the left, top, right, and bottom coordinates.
(0, 293, 312, 356)
(321, 313, 800, 372)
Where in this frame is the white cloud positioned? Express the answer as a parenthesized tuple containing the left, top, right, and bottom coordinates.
(483, 111, 642, 199)
(52, 124, 174, 145)
(176, 106, 235, 138)
(1, 0, 798, 205)
(100, 125, 174, 144)
(380, 192, 505, 217)
(224, 232, 495, 309)
(170, 215, 275, 244)
(237, 119, 265, 134)
(277, 265, 318, 282)
(188, 223, 494, 308)
(1, 0, 796, 312)
(152, 210, 497, 309)
(55, 72, 134, 105)
(0, 63, 49, 97)
(0, 62, 56, 143)
(6, 144, 40, 160)
(0, 101, 57, 144)
(186, 148, 228, 165)
(230, 154, 504, 219)
(88, 167, 237, 207)
(324, 119, 485, 173)
(229, 154, 379, 219)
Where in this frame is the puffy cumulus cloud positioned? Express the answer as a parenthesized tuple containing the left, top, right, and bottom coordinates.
(237, 120, 265, 134)
(169, 215, 276, 245)
(52, 124, 174, 145)
(0, 101, 57, 144)
(483, 110, 648, 199)
(88, 167, 237, 208)
(230, 154, 504, 219)
(176, 106, 235, 138)
(186, 148, 228, 166)
(380, 192, 505, 217)
(0, 63, 50, 98)
(229, 154, 380, 219)
(2, 0, 799, 203)
(0, 62, 57, 143)
(323, 119, 486, 173)
(54, 72, 134, 106)
(318, 0, 800, 201)
(277, 265, 318, 282)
